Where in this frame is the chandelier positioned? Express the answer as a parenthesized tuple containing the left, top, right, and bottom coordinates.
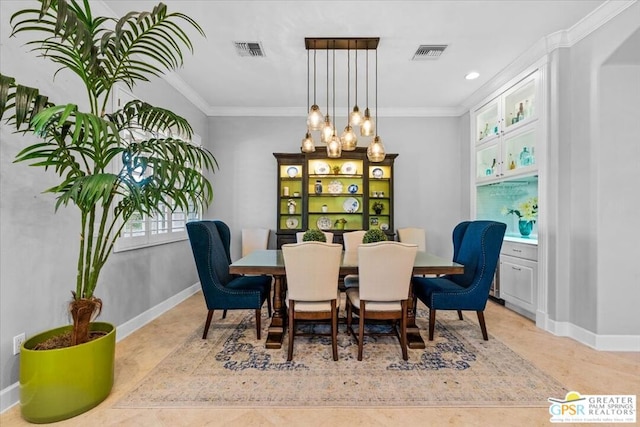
(302, 37, 385, 162)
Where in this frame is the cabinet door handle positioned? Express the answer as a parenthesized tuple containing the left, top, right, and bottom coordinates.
(512, 249, 522, 253)
(511, 266, 522, 271)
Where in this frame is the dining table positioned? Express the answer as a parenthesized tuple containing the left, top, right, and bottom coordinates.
(229, 249, 464, 349)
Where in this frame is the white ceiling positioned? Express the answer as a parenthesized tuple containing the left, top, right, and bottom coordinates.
(101, 0, 610, 116)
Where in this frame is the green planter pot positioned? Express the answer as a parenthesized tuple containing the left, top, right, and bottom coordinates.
(20, 322, 116, 423)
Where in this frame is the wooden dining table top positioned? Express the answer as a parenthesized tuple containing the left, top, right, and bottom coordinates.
(229, 249, 464, 276)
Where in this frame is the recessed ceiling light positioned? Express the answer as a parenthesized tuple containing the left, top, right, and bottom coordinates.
(465, 71, 480, 80)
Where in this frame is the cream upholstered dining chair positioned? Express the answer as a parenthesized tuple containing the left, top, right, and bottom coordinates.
(282, 241, 343, 361)
(241, 228, 270, 257)
(296, 231, 334, 243)
(342, 230, 366, 289)
(346, 241, 418, 361)
(397, 227, 426, 251)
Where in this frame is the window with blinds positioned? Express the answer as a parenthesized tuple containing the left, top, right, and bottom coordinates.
(114, 87, 202, 252)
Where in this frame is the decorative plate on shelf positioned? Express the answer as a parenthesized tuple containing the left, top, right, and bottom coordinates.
(347, 184, 358, 194)
(380, 223, 389, 231)
(314, 161, 330, 175)
(286, 217, 299, 229)
(343, 197, 360, 213)
(286, 166, 298, 178)
(317, 216, 332, 230)
(328, 180, 343, 194)
(372, 167, 384, 179)
(341, 162, 357, 175)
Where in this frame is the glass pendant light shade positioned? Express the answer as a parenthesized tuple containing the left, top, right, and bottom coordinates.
(307, 105, 323, 130)
(360, 108, 375, 136)
(349, 106, 363, 127)
(321, 115, 333, 144)
(341, 125, 357, 150)
(367, 135, 385, 162)
(327, 133, 342, 158)
(301, 131, 315, 153)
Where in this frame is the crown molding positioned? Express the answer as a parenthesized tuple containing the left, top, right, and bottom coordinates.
(206, 106, 464, 117)
(163, 72, 210, 114)
(460, 0, 637, 113)
(97, 0, 636, 119)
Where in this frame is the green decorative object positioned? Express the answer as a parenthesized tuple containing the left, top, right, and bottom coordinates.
(363, 229, 388, 243)
(334, 218, 347, 230)
(372, 201, 385, 215)
(302, 229, 327, 242)
(20, 323, 115, 423)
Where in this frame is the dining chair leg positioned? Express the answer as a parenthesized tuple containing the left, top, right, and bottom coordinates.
(267, 282, 273, 317)
(477, 310, 488, 340)
(287, 302, 295, 361)
(428, 308, 436, 341)
(457, 310, 464, 320)
(222, 310, 227, 319)
(331, 301, 338, 361)
(346, 299, 353, 334)
(400, 301, 408, 361)
(202, 310, 214, 339)
(255, 309, 261, 340)
(357, 301, 365, 361)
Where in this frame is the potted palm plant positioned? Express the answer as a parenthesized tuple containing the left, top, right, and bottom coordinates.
(0, 0, 215, 422)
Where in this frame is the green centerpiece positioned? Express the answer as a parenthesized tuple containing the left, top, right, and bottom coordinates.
(363, 228, 388, 243)
(302, 229, 327, 242)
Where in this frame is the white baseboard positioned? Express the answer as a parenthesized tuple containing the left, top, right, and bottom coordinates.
(544, 316, 640, 352)
(0, 283, 200, 414)
(0, 383, 19, 416)
(115, 283, 200, 341)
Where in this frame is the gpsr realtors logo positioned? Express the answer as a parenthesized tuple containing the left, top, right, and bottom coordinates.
(548, 391, 636, 423)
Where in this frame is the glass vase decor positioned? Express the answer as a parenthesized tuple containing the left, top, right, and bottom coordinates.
(518, 220, 533, 237)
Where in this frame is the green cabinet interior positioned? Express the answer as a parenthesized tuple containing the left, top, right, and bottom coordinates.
(274, 148, 397, 247)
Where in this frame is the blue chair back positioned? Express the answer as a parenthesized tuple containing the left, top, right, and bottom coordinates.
(212, 220, 233, 264)
(449, 221, 506, 293)
(186, 221, 233, 292)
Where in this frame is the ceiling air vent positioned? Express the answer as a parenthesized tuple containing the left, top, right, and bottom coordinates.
(234, 41, 266, 57)
(412, 45, 448, 60)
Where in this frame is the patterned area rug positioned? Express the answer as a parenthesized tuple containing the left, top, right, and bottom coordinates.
(116, 308, 566, 408)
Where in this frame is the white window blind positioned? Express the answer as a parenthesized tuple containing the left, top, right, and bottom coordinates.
(114, 87, 202, 252)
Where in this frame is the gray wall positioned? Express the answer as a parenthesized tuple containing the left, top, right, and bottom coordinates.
(206, 116, 467, 262)
(547, 2, 640, 334)
(0, 1, 207, 392)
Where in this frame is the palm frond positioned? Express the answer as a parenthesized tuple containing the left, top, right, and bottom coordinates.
(0, 74, 52, 130)
(108, 100, 194, 140)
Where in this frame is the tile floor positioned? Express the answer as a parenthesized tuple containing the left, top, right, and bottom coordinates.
(1, 293, 638, 426)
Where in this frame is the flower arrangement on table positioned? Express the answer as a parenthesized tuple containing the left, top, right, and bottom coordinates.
(502, 197, 538, 236)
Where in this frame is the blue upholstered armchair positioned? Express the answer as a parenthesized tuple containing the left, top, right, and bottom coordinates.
(186, 221, 272, 339)
(412, 220, 506, 341)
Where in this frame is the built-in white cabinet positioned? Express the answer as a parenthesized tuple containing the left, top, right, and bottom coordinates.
(500, 240, 537, 320)
(474, 71, 540, 183)
(471, 63, 547, 322)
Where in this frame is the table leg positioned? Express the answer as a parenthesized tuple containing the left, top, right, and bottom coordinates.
(265, 275, 286, 349)
(406, 286, 426, 349)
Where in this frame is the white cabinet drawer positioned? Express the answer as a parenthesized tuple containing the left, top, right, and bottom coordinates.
(500, 255, 537, 315)
(501, 240, 537, 261)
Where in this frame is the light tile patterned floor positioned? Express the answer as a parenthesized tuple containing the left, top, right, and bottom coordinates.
(1, 293, 638, 426)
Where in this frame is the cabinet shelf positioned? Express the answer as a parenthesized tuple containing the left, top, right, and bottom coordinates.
(275, 148, 397, 247)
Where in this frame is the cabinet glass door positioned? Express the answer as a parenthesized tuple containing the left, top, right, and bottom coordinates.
(475, 100, 500, 144)
(476, 143, 500, 181)
(504, 75, 537, 132)
(503, 127, 536, 178)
